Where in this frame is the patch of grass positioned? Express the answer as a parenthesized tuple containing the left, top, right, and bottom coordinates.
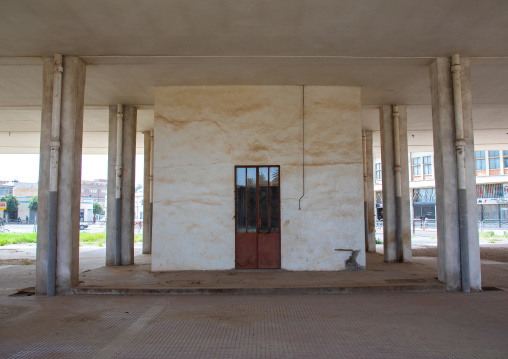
(80, 232, 106, 244)
(0, 231, 143, 247)
(480, 231, 496, 239)
(479, 231, 508, 240)
(81, 232, 143, 246)
(0, 233, 37, 246)
(79, 232, 143, 247)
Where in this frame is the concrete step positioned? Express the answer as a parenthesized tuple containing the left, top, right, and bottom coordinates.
(72, 282, 446, 295)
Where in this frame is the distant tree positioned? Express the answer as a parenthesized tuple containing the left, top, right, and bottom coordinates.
(93, 202, 103, 214)
(1, 194, 19, 218)
(93, 202, 103, 215)
(28, 195, 38, 212)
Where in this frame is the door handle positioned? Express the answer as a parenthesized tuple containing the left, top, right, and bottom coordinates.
(257, 218, 262, 227)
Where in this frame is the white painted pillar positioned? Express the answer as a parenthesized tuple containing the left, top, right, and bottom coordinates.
(379, 105, 411, 262)
(35, 56, 86, 294)
(430, 56, 481, 291)
(106, 105, 137, 265)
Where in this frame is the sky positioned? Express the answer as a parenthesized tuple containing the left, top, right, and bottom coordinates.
(0, 154, 145, 186)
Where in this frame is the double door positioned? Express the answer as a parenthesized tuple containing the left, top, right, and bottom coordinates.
(235, 166, 280, 269)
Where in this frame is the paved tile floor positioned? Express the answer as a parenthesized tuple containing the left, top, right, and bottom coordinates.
(0, 291, 508, 358)
(1, 241, 508, 358)
(1, 291, 507, 358)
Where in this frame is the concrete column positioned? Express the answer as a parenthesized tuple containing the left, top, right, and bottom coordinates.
(106, 105, 137, 265)
(379, 105, 411, 262)
(363, 130, 376, 252)
(142, 131, 151, 254)
(149, 131, 154, 248)
(35, 56, 86, 294)
(430, 57, 481, 291)
(398, 107, 412, 263)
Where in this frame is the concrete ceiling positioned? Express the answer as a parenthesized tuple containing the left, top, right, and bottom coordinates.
(0, 0, 507, 154)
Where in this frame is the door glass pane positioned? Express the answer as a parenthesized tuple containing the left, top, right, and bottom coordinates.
(246, 168, 257, 233)
(236, 167, 246, 233)
(269, 167, 280, 232)
(258, 167, 269, 233)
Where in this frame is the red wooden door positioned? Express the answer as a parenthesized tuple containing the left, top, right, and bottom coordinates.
(235, 166, 280, 269)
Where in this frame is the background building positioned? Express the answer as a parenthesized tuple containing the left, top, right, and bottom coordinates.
(81, 179, 107, 206)
(0, 180, 38, 222)
(80, 179, 107, 222)
(0, 179, 110, 223)
(375, 150, 508, 227)
(13, 182, 38, 222)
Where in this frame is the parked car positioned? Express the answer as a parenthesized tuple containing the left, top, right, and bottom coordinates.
(79, 222, 88, 230)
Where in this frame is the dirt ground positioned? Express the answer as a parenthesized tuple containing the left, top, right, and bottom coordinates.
(413, 245, 508, 262)
(0, 258, 35, 265)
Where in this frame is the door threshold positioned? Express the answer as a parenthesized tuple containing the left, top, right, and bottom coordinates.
(233, 268, 284, 272)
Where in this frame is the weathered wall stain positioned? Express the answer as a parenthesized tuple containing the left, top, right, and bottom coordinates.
(247, 141, 270, 153)
(310, 101, 360, 112)
(300, 161, 363, 167)
(159, 198, 222, 207)
(157, 115, 228, 133)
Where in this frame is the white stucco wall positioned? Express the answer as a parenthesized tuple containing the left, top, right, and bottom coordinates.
(152, 86, 364, 271)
